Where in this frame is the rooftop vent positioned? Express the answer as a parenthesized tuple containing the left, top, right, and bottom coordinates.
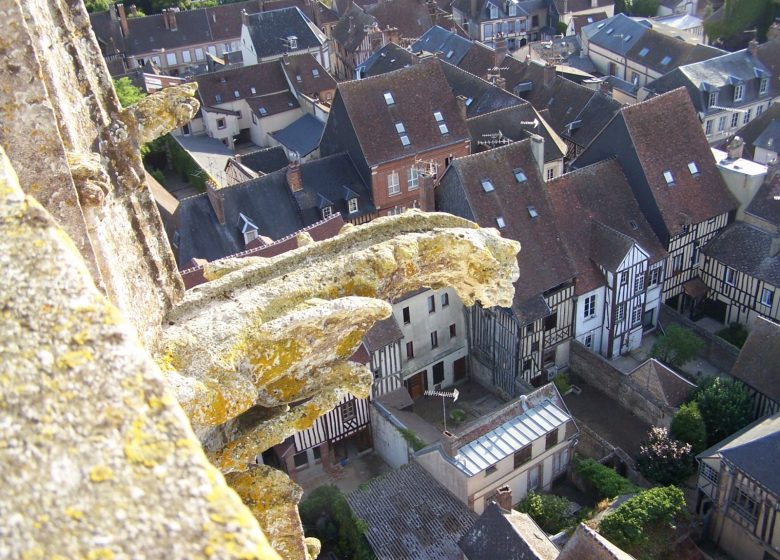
(688, 162, 699, 175)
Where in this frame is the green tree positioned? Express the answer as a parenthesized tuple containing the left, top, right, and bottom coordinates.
(629, 0, 659, 16)
(515, 491, 571, 534)
(85, 0, 110, 12)
(650, 324, 704, 368)
(671, 401, 706, 454)
(636, 427, 695, 485)
(113, 77, 146, 108)
(704, 0, 777, 48)
(575, 458, 639, 500)
(695, 377, 753, 445)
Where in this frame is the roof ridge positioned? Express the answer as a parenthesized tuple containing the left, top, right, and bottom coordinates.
(551, 157, 619, 184)
(452, 136, 533, 167)
(466, 103, 531, 121)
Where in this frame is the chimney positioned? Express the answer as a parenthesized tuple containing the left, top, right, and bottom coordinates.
(129, 4, 137, 16)
(543, 62, 555, 87)
(493, 74, 507, 91)
(456, 95, 468, 120)
(206, 180, 226, 225)
(599, 78, 612, 97)
(727, 136, 744, 160)
(241, 9, 250, 27)
(530, 134, 545, 177)
(748, 38, 759, 57)
(426, 0, 438, 26)
(494, 486, 513, 510)
(769, 22, 780, 43)
(162, 8, 169, 30)
(168, 8, 178, 31)
(287, 160, 303, 192)
(442, 430, 458, 457)
(117, 3, 129, 37)
(417, 167, 436, 211)
(385, 25, 400, 45)
(494, 33, 507, 67)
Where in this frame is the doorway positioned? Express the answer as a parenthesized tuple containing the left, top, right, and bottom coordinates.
(405, 370, 428, 399)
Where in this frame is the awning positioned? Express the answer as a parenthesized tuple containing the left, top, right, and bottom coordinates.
(683, 276, 708, 299)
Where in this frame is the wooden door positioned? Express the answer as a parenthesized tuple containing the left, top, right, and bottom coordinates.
(406, 371, 427, 399)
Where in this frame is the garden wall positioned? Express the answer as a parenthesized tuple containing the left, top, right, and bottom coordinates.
(660, 306, 739, 373)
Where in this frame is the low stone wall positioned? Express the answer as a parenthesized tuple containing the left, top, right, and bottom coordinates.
(570, 342, 677, 428)
(660, 306, 739, 373)
(576, 421, 615, 462)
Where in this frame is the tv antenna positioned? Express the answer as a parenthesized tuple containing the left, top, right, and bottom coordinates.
(424, 388, 459, 431)
(477, 131, 512, 148)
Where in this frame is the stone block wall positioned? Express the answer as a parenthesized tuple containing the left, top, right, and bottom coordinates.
(660, 306, 739, 373)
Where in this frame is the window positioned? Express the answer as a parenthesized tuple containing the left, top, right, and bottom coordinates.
(701, 463, 719, 485)
(760, 287, 774, 307)
(321, 206, 332, 219)
(531, 341, 539, 352)
(428, 295, 436, 313)
(384, 91, 395, 105)
(730, 485, 760, 525)
(395, 122, 406, 134)
(166, 52, 177, 66)
(620, 272, 628, 286)
(638, 47, 649, 57)
(545, 429, 559, 450)
(648, 268, 661, 286)
(407, 166, 419, 190)
(553, 447, 569, 475)
(743, 108, 752, 125)
(400, 134, 410, 146)
(296, 74, 302, 82)
(708, 91, 718, 108)
(634, 273, 644, 292)
(233, 90, 240, 99)
(216, 117, 226, 129)
(631, 305, 643, 325)
(672, 254, 683, 274)
(531, 14, 539, 27)
(250, 87, 256, 95)
(182, 50, 191, 63)
(522, 359, 532, 373)
(731, 113, 739, 128)
(430, 331, 439, 348)
(484, 23, 494, 39)
(449, 323, 457, 338)
(623, 34, 632, 42)
(616, 303, 626, 322)
(663, 171, 675, 186)
(341, 399, 357, 422)
(441, 293, 450, 307)
(514, 168, 527, 183)
(438, 122, 449, 135)
(258, 107, 267, 116)
(312, 68, 319, 77)
(705, 120, 713, 135)
(195, 48, 204, 61)
(287, 35, 298, 49)
(759, 77, 768, 95)
(584, 334, 593, 348)
(485, 465, 497, 476)
(293, 451, 308, 469)
(406, 341, 414, 359)
(433, 111, 444, 122)
(496, 216, 506, 229)
(402, 306, 410, 324)
(489, 3, 498, 18)
(528, 206, 539, 218)
(207, 45, 217, 56)
(544, 312, 557, 331)
(215, 94, 222, 103)
(757, 104, 764, 117)
(514, 446, 532, 468)
(691, 242, 700, 267)
(481, 178, 495, 192)
(734, 84, 744, 102)
(508, 3, 516, 15)
(546, 168, 555, 181)
(433, 361, 444, 384)
(348, 198, 359, 214)
(631, 71, 639, 85)
(583, 295, 596, 319)
(387, 171, 400, 196)
(252, 112, 257, 124)
(725, 266, 736, 286)
(718, 116, 727, 132)
(660, 55, 672, 66)
(688, 162, 699, 176)
(446, 50, 454, 59)
(528, 465, 540, 490)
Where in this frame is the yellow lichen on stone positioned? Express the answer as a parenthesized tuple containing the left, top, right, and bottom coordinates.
(89, 465, 114, 482)
(122, 418, 175, 468)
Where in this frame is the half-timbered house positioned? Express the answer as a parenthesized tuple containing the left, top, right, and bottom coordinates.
(574, 88, 738, 317)
(696, 413, 780, 560)
(729, 317, 780, 420)
(547, 160, 667, 358)
(436, 138, 578, 397)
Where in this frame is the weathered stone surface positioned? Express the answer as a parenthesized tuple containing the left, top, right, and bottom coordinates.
(0, 147, 279, 559)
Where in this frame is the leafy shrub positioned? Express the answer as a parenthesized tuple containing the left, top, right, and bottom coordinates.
(575, 458, 639, 500)
(695, 377, 753, 446)
(670, 401, 706, 454)
(650, 324, 704, 368)
(716, 322, 749, 348)
(599, 486, 687, 554)
(553, 373, 571, 395)
(449, 409, 466, 424)
(636, 427, 695, 485)
(397, 428, 426, 451)
(515, 491, 571, 534)
(147, 168, 167, 188)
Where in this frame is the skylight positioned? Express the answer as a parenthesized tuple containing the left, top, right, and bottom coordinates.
(638, 47, 649, 57)
(234, 90, 240, 99)
(597, 22, 606, 28)
(663, 171, 675, 185)
(465, 97, 473, 106)
(312, 69, 320, 77)
(623, 34, 632, 42)
(400, 134, 410, 146)
(395, 122, 406, 134)
(215, 94, 222, 103)
(496, 216, 506, 228)
(296, 74, 302, 82)
(481, 179, 495, 192)
(660, 55, 672, 65)
(688, 162, 699, 175)
(259, 107, 268, 115)
(439, 123, 449, 134)
(514, 168, 527, 182)
(446, 50, 454, 59)
(606, 28, 614, 35)
(384, 91, 395, 105)
(528, 206, 539, 218)
(434, 111, 444, 122)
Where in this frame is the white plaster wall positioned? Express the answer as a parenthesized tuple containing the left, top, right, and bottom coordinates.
(574, 286, 605, 352)
(370, 405, 410, 469)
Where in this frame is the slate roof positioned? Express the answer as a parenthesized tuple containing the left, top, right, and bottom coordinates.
(270, 113, 325, 157)
(589, 221, 637, 272)
(347, 462, 477, 560)
(570, 12, 609, 36)
(358, 42, 417, 78)
(436, 140, 577, 320)
(547, 160, 666, 294)
(719, 103, 780, 161)
(585, 13, 651, 56)
(334, 59, 470, 166)
(456, 42, 497, 79)
(558, 523, 636, 560)
(702, 222, 780, 287)
(746, 167, 780, 226)
(467, 104, 567, 162)
(237, 146, 290, 174)
(281, 53, 336, 97)
(451, 0, 548, 24)
(332, 2, 378, 52)
(754, 119, 780, 152)
(363, 315, 404, 353)
(439, 60, 524, 117)
(412, 25, 473, 65)
(730, 316, 780, 404)
(244, 7, 327, 59)
(554, 0, 614, 15)
(721, 430, 780, 496)
(458, 503, 559, 560)
(193, 61, 291, 107)
(626, 30, 724, 77)
(617, 88, 737, 234)
(627, 359, 695, 408)
(564, 89, 623, 149)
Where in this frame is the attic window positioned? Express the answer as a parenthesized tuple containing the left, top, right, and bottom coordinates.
(322, 205, 332, 219)
(258, 107, 268, 116)
(446, 50, 454, 59)
(434, 111, 448, 135)
(663, 170, 675, 186)
(660, 55, 672, 65)
(287, 35, 298, 49)
(513, 168, 527, 182)
(312, 69, 320, 77)
(215, 94, 222, 103)
(606, 28, 614, 35)
(688, 162, 699, 175)
(481, 179, 495, 192)
(597, 22, 606, 28)
(496, 216, 506, 228)
(234, 90, 240, 99)
(400, 134, 410, 146)
(384, 91, 395, 105)
(395, 122, 406, 134)
(638, 47, 649, 57)
(528, 206, 539, 218)
(296, 74, 302, 82)
(250, 87, 257, 95)
(629, 219, 639, 230)
(623, 34, 632, 42)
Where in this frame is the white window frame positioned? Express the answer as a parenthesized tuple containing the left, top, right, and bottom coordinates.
(166, 52, 177, 66)
(322, 206, 332, 219)
(631, 305, 643, 325)
(348, 198, 358, 214)
(216, 117, 226, 130)
(731, 113, 739, 128)
(718, 115, 727, 132)
(195, 48, 205, 61)
(584, 334, 593, 348)
(760, 287, 774, 307)
(407, 166, 419, 190)
(387, 171, 400, 196)
(583, 295, 596, 319)
(759, 77, 768, 95)
(181, 50, 192, 63)
(546, 168, 554, 181)
(616, 303, 626, 323)
(648, 267, 661, 286)
(634, 273, 644, 292)
(705, 119, 713, 135)
(733, 84, 744, 102)
(744, 109, 752, 125)
(708, 91, 718, 108)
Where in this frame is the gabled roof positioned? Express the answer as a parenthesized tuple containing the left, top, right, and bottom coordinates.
(555, 0, 614, 15)
(547, 160, 666, 295)
(746, 166, 780, 227)
(412, 25, 474, 65)
(236, 146, 290, 175)
(558, 523, 636, 560)
(363, 315, 404, 353)
(451, 0, 547, 24)
(458, 503, 559, 560)
(585, 13, 651, 56)
(730, 316, 780, 405)
(347, 462, 477, 560)
(626, 30, 724, 77)
(570, 12, 609, 36)
(244, 7, 326, 59)
(627, 358, 695, 408)
(617, 88, 738, 233)
(335, 59, 470, 166)
(366, 0, 434, 39)
(358, 42, 417, 78)
(438, 60, 524, 117)
(270, 113, 325, 157)
(332, 2, 378, 52)
(457, 42, 498, 78)
(565, 89, 623, 149)
(467, 104, 567, 162)
(247, 91, 300, 118)
(280, 53, 336, 97)
(589, 221, 637, 272)
(440, 140, 577, 317)
(193, 60, 291, 107)
(702, 222, 780, 287)
(720, 103, 780, 161)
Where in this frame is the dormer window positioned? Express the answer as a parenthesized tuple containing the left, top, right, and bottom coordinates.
(312, 69, 320, 77)
(708, 91, 718, 108)
(759, 77, 768, 95)
(513, 168, 527, 182)
(215, 94, 222, 103)
(238, 213, 258, 245)
(664, 170, 675, 186)
(348, 198, 359, 213)
(496, 216, 506, 228)
(481, 179, 495, 192)
(234, 90, 240, 99)
(384, 91, 395, 105)
(508, 3, 516, 16)
(688, 162, 699, 175)
(734, 84, 744, 102)
(489, 3, 498, 19)
(322, 206, 332, 219)
(528, 206, 538, 218)
(287, 35, 298, 49)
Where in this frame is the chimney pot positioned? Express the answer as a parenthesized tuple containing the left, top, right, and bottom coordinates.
(530, 134, 545, 177)
(494, 486, 513, 510)
(727, 136, 745, 160)
(543, 62, 555, 87)
(748, 38, 759, 57)
(442, 430, 458, 457)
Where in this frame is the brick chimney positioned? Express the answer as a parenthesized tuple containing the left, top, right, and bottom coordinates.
(385, 25, 401, 45)
(117, 3, 129, 37)
(205, 179, 226, 225)
(456, 95, 468, 120)
(727, 136, 744, 160)
(494, 486, 513, 510)
(426, 0, 438, 26)
(169, 7, 178, 31)
(543, 62, 556, 87)
(599, 78, 612, 97)
(494, 33, 507, 68)
(441, 430, 458, 457)
(748, 38, 759, 57)
(162, 8, 169, 30)
(129, 4, 137, 16)
(287, 160, 303, 192)
(530, 134, 545, 177)
(417, 167, 436, 211)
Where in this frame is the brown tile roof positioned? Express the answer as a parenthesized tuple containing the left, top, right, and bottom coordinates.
(457, 41, 497, 79)
(730, 316, 780, 403)
(366, 0, 434, 40)
(446, 140, 577, 311)
(547, 159, 666, 295)
(628, 358, 695, 408)
(247, 91, 300, 117)
(205, 0, 264, 41)
(554, 0, 614, 15)
(193, 61, 290, 106)
(337, 59, 470, 166)
(620, 88, 738, 233)
(280, 53, 336, 97)
(570, 13, 609, 35)
(363, 315, 404, 353)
